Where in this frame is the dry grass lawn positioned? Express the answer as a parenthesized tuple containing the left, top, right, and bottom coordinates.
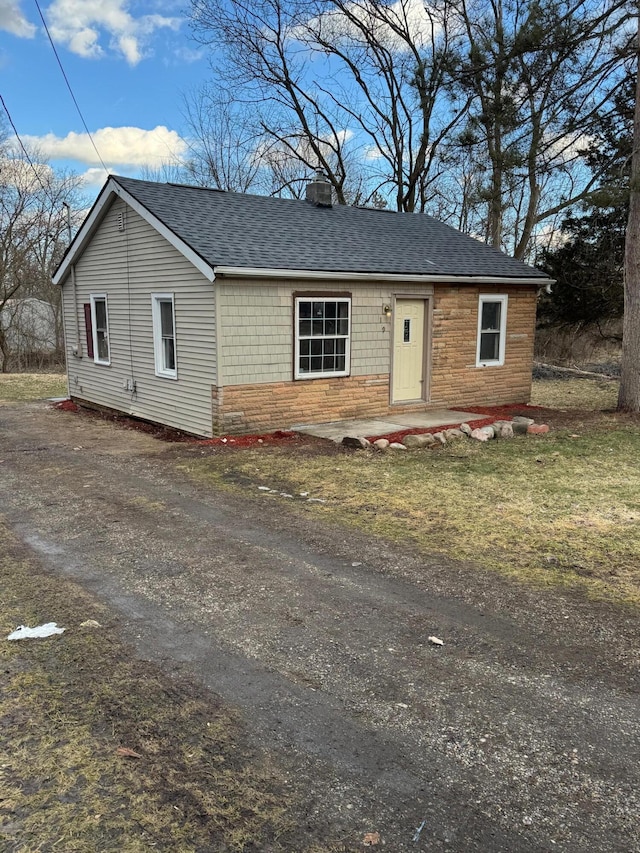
(0, 523, 343, 852)
(187, 379, 640, 608)
(0, 372, 67, 402)
(530, 377, 619, 410)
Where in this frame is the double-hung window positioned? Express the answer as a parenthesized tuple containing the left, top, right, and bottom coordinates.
(476, 295, 507, 367)
(295, 297, 351, 379)
(90, 294, 110, 365)
(152, 293, 177, 379)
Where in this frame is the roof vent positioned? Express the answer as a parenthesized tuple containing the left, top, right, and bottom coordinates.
(117, 211, 125, 232)
(306, 170, 332, 207)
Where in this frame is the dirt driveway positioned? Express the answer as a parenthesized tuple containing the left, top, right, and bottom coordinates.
(1, 401, 639, 852)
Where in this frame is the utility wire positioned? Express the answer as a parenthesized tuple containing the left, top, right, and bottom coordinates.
(33, 0, 108, 172)
(0, 91, 53, 198)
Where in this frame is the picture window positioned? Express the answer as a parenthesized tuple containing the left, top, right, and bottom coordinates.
(295, 297, 351, 379)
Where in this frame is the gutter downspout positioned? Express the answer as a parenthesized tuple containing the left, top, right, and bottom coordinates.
(213, 274, 223, 435)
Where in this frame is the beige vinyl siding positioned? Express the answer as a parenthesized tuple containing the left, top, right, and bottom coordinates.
(219, 279, 437, 385)
(62, 198, 216, 437)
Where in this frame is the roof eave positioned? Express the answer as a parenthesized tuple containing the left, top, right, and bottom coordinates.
(213, 265, 550, 285)
(52, 177, 215, 286)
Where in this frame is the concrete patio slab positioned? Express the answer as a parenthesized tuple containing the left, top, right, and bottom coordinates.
(292, 408, 483, 442)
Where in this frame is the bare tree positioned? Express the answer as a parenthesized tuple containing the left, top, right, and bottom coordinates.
(182, 86, 268, 191)
(0, 129, 83, 371)
(188, 0, 462, 210)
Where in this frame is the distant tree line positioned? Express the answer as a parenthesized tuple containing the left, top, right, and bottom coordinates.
(0, 119, 83, 372)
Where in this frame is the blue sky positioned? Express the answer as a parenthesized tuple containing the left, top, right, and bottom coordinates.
(1, 0, 209, 196)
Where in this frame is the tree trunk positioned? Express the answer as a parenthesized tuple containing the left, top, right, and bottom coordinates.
(618, 42, 640, 412)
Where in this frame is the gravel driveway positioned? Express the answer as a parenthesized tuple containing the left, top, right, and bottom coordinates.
(1, 401, 638, 852)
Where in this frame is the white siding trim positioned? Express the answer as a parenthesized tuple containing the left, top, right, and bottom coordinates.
(214, 266, 550, 286)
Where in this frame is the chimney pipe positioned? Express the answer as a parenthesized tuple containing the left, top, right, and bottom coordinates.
(305, 170, 332, 207)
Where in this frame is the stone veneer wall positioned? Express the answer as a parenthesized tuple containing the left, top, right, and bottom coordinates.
(429, 285, 537, 406)
(212, 374, 393, 434)
(212, 283, 537, 435)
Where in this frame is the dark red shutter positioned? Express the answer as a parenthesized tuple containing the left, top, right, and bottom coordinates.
(84, 304, 94, 358)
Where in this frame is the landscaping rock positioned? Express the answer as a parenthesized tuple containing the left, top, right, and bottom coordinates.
(342, 436, 371, 449)
(433, 431, 447, 445)
(403, 434, 429, 448)
(527, 423, 550, 435)
(494, 422, 514, 439)
(421, 433, 437, 446)
(471, 426, 495, 441)
(512, 416, 535, 426)
(445, 428, 464, 440)
(389, 442, 407, 450)
(459, 423, 473, 436)
(372, 438, 390, 451)
(512, 420, 530, 435)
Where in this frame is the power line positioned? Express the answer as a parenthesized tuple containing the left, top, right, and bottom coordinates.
(0, 92, 53, 198)
(33, 0, 108, 172)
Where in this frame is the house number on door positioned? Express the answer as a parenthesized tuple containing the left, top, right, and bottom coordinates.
(403, 318, 411, 343)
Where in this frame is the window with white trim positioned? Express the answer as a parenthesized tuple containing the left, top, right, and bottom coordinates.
(152, 293, 177, 379)
(476, 294, 508, 367)
(295, 297, 351, 379)
(90, 294, 110, 365)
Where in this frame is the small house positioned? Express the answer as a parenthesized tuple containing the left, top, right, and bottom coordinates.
(53, 175, 549, 437)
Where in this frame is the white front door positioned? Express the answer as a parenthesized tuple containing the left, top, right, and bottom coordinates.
(392, 299, 426, 402)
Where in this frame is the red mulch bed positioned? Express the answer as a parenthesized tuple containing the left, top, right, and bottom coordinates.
(52, 399, 304, 447)
(55, 400, 79, 412)
(53, 399, 548, 448)
(194, 430, 300, 448)
(366, 403, 547, 444)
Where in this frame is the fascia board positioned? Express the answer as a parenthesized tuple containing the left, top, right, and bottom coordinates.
(213, 265, 551, 286)
(53, 178, 215, 285)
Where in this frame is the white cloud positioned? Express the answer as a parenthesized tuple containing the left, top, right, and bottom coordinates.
(0, 0, 36, 37)
(21, 125, 188, 168)
(171, 45, 204, 64)
(46, 0, 180, 65)
(80, 166, 112, 187)
(546, 131, 593, 165)
(0, 156, 54, 189)
(295, 0, 440, 52)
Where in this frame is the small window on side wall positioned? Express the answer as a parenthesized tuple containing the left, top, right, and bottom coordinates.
(476, 295, 507, 367)
(152, 293, 177, 379)
(90, 294, 110, 365)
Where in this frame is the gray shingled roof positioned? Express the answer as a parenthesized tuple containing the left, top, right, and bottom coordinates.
(114, 175, 547, 280)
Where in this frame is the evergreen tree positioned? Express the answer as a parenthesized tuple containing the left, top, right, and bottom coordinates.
(537, 74, 633, 330)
